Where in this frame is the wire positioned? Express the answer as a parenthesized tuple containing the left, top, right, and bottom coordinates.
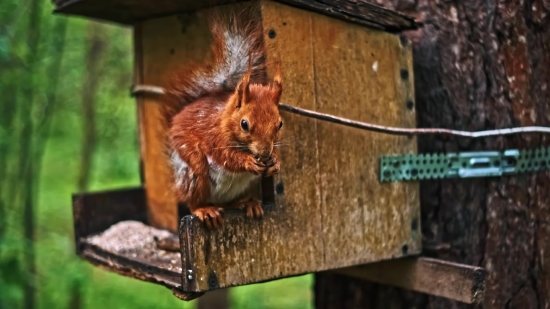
(132, 84, 550, 138)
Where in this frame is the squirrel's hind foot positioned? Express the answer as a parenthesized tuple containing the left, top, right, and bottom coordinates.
(242, 198, 264, 219)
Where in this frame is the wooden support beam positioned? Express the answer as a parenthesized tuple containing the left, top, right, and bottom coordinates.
(333, 257, 486, 305)
(171, 289, 203, 302)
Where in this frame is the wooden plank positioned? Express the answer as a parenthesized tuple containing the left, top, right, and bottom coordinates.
(81, 223, 182, 290)
(277, 0, 419, 32)
(178, 1, 323, 292)
(395, 33, 422, 254)
(334, 257, 487, 304)
(134, 23, 146, 185)
(261, 0, 324, 286)
(52, 0, 419, 32)
(177, 1, 419, 293)
(72, 187, 147, 250)
(138, 13, 213, 231)
(72, 0, 421, 296)
(311, 5, 420, 268)
(72, 188, 194, 297)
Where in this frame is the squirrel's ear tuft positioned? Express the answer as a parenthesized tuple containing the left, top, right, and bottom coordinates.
(271, 69, 282, 104)
(236, 70, 251, 108)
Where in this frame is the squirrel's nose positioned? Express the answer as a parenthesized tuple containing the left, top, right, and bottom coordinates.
(258, 152, 271, 163)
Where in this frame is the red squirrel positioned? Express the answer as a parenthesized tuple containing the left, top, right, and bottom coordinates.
(163, 10, 283, 229)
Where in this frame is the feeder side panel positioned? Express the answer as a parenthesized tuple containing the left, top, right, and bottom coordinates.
(139, 14, 211, 231)
(179, 1, 420, 293)
(180, 1, 324, 291)
(310, 6, 420, 266)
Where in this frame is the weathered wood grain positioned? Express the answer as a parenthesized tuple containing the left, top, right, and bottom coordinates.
(262, 0, 324, 284)
(52, 0, 419, 32)
(82, 220, 182, 288)
(134, 23, 146, 186)
(395, 33, 421, 255)
(277, 0, 419, 32)
(178, 1, 324, 292)
(72, 188, 191, 296)
(72, 187, 148, 249)
(333, 257, 486, 304)
(311, 5, 419, 268)
(175, 1, 420, 293)
(72, 0, 422, 297)
(137, 14, 214, 231)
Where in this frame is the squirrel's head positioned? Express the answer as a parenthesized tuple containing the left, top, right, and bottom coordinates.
(223, 70, 283, 162)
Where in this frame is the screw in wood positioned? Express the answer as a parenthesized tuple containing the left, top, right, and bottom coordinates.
(276, 182, 284, 195)
(400, 69, 409, 80)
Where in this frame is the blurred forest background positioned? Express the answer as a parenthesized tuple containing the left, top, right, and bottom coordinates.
(0, 1, 312, 308)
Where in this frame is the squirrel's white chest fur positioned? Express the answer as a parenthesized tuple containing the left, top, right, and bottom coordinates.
(171, 151, 258, 204)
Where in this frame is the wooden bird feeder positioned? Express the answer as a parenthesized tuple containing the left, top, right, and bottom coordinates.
(58, 0, 487, 304)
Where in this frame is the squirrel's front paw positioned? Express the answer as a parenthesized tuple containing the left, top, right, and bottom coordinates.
(193, 206, 224, 230)
(245, 156, 266, 175)
(264, 157, 280, 177)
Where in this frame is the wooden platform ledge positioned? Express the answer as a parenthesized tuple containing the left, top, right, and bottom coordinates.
(333, 257, 486, 304)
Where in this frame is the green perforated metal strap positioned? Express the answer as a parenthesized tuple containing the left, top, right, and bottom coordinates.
(380, 146, 550, 182)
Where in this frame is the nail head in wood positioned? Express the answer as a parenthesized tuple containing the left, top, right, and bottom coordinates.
(400, 69, 409, 80)
(208, 272, 220, 289)
(276, 182, 284, 195)
(268, 29, 276, 38)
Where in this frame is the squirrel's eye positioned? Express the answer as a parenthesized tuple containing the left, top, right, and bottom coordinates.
(278, 121, 283, 130)
(241, 119, 249, 132)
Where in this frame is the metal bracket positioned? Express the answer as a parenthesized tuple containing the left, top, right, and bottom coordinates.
(380, 146, 550, 182)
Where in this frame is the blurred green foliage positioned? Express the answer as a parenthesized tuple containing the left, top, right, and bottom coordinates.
(0, 1, 312, 308)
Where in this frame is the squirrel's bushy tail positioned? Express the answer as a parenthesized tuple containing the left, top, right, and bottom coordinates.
(164, 6, 267, 123)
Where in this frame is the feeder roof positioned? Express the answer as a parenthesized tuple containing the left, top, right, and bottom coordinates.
(52, 0, 420, 32)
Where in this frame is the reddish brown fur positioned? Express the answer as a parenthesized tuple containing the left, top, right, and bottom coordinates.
(163, 7, 267, 123)
(163, 8, 283, 229)
(169, 75, 283, 228)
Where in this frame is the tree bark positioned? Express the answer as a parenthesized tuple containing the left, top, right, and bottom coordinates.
(315, 1, 550, 308)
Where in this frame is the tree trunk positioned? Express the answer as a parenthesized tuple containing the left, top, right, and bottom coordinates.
(315, 1, 550, 308)
(0, 1, 21, 217)
(0, 71, 17, 239)
(77, 22, 106, 192)
(18, 1, 44, 308)
(34, 17, 68, 159)
(68, 284, 82, 309)
(197, 289, 229, 309)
